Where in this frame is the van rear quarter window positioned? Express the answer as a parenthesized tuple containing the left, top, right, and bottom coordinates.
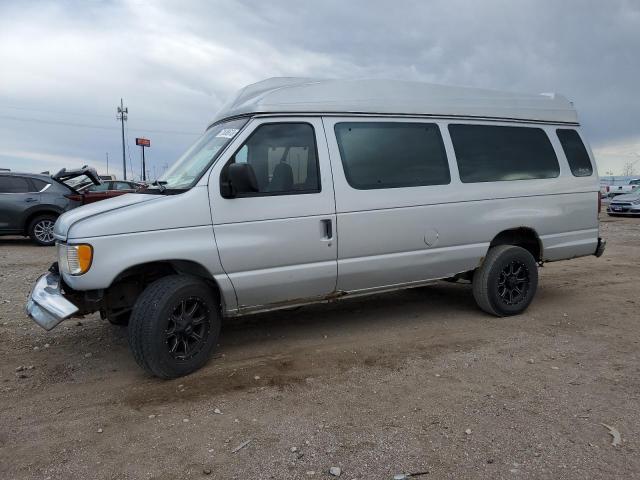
(448, 124, 560, 183)
(30, 178, 49, 191)
(334, 122, 450, 189)
(556, 129, 593, 177)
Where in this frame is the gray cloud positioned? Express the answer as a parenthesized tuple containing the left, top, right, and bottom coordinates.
(1, 0, 639, 177)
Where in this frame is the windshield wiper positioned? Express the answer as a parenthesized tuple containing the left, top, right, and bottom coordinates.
(151, 180, 167, 192)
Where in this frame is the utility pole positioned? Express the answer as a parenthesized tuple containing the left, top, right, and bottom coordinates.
(117, 99, 128, 180)
(105, 152, 109, 175)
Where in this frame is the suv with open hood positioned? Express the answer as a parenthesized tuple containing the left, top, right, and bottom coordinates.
(0, 167, 101, 245)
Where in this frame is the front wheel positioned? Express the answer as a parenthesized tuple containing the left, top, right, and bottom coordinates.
(472, 245, 538, 317)
(128, 275, 221, 378)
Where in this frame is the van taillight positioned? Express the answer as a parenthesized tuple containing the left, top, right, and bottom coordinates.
(598, 191, 602, 214)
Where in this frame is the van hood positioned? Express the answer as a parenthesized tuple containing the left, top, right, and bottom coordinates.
(54, 193, 160, 241)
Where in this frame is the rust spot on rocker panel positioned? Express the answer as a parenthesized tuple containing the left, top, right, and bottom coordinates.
(234, 290, 349, 316)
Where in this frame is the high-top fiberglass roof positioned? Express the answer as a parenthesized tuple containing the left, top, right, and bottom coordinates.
(210, 77, 578, 126)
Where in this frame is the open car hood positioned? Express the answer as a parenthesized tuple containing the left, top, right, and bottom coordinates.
(52, 166, 102, 193)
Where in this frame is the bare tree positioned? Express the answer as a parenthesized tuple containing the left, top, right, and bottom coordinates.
(621, 160, 638, 177)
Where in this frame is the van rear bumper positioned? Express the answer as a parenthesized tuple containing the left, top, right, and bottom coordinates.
(25, 272, 79, 331)
(594, 237, 606, 257)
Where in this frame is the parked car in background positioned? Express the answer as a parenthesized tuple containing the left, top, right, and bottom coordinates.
(602, 178, 640, 197)
(0, 167, 100, 246)
(607, 190, 640, 216)
(26, 78, 605, 378)
(67, 180, 142, 205)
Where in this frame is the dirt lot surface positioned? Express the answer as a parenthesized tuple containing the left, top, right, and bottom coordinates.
(1, 215, 639, 479)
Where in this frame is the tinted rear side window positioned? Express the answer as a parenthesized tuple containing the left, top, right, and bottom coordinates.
(334, 122, 450, 189)
(0, 176, 30, 193)
(30, 178, 50, 191)
(557, 129, 593, 177)
(449, 124, 559, 183)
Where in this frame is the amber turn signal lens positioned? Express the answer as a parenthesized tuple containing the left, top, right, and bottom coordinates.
(65, 244, 93, 275)
(76, 244, 93, 274)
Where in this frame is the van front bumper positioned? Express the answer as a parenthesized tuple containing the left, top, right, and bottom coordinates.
(26, 272, 79, 331)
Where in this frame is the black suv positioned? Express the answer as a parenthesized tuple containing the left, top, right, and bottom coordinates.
(0, 168, 100, 246)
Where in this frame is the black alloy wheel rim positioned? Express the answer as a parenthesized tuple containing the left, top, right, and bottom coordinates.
(497, 260, 530, 306)
(165, 297, 210, 360)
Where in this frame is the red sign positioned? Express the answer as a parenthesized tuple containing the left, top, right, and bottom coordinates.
(135, 137, 150, 147)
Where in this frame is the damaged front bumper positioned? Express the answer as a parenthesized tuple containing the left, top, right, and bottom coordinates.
(26, 271, 79, 331)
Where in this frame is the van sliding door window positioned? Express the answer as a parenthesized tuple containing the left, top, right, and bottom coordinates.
(334, 122, 450, 189)
(448, 124, 560, 183)
(556, 129, 593, 177)
(226, 122, 320, 196)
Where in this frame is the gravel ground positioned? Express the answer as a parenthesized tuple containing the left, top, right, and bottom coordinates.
(0, 214, 639, 479)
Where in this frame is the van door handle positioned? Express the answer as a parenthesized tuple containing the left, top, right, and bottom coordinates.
(321, 219, 333, 240)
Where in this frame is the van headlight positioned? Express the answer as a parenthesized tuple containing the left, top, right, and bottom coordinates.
(58, 243, 93, 275)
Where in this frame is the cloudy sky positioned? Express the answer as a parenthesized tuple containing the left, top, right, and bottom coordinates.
(1, 0, 639, 179)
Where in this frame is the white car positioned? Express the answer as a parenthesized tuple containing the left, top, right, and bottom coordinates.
(602, 179, 640, 197)
(607, 190, 640, 215)
(26, 78, 605, 378)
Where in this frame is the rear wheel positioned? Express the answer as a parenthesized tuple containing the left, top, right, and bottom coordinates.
(128, 275, 220, 378)
(472, 245, 538, 316)
(28, 215, 57, 246)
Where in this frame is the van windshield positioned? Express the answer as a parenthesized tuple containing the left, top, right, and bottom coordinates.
(153, 118, 248, 190)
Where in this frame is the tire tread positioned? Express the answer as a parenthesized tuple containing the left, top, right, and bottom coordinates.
(128, 275, 218, 379)
(473, 245, 536, 317)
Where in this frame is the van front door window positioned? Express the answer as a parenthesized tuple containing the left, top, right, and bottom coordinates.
(224, 122, 320, 196)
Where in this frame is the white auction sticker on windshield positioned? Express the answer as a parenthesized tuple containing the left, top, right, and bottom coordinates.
(216, 128, 239, 138)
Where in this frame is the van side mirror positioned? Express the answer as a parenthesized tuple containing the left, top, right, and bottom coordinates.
(221, 162, 259, 198)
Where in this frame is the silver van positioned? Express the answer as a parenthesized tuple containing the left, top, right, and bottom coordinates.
(26, 78, 605, 378)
